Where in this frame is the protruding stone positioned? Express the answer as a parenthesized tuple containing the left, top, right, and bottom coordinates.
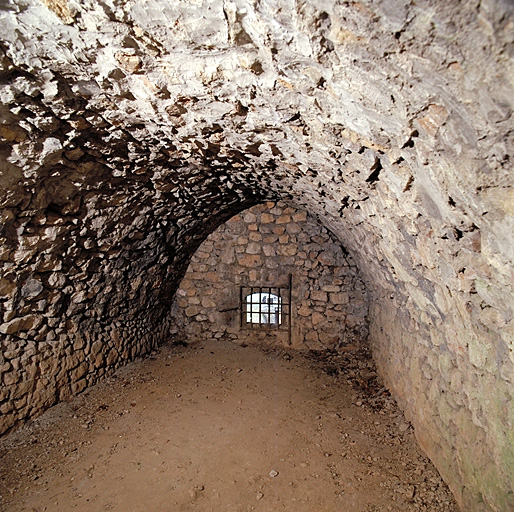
(0, 278, 16, 298)
(21, 279, 43, 298)
(0, 315, 43, 334)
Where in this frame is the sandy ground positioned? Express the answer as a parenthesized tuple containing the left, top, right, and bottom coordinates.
(0, 339, 458, 512)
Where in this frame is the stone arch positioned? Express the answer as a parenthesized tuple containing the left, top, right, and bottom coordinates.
(171, 201, 369, 350)
(0, 1, 513, 510)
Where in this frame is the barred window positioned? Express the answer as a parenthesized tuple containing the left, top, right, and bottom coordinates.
(240, 276, 292, 337)
(245, 292, 282, 325)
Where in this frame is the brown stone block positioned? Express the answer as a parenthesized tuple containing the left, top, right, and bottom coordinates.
(185, 305, 199, 317)
(221, 247, 235, 264)
(318, 253, 337, 265)
(286, 223, 302, 234)
(312, 312, 325, 325)
(106, 349, 118, 366)
(277, 244, 297, 256)
(201, 297, 216, 308)
(249, 232, 262, 241)
(310, 290, 328, 302)
(71, 378, 87, 395)
(14, 395, 28, 410)
(180, 279, 193, 289)
(298, 305, 310, 316)
(318, 334, 339, 349)
(243, 212, 257, 223)
(345, 315, 361, 327)
(0, 278, 17, 298)
(71, 362, 88, 381)
(0, 315, 43, 335)
(91, 340, 103, 356)
(246, 242, 261, 254)
(0, 402, 12, 415)
(3, 371, 20, 386)
(115, 52, 141, 73)
(263, 245, 276, 257)
(292, 211, 308, 222)
(330, 293, 349, 305)
(238, 254, 262, 267)
(93, 353, 105, 368)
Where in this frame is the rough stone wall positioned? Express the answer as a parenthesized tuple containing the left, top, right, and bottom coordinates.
(0, 181, 246, 435)
(171, 201, 368, 349)
(0, 1, 513, 510)
(0, 171, 260, 437)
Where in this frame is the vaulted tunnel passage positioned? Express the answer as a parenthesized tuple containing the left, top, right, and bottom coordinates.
(0, 0, 513, 510)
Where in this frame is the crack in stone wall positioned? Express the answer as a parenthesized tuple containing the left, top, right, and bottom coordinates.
(0, 1, 513, 510)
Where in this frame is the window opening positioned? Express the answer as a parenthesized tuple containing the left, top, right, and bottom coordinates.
(240, 275, 292, 343)
(245, 292, 282, 325)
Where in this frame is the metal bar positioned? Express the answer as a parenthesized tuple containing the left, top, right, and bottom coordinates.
(250, 286, 254, 326)
(288, 274, 292, 345)
(259, 288, 262, 326)
(268, 287, 272, 324)
(240, 286, 243, 328)
(276, 288, 280, 327)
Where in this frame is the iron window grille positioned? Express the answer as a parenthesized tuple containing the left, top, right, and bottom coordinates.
(240, 275, 292, 339)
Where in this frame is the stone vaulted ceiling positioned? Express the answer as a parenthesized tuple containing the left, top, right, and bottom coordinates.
(0, 0, 513, 510)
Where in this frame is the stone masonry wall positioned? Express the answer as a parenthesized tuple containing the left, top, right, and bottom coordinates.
(1, 1, 513, 510)
(0, 171, 260, 436)
(171, 201, 368, 350)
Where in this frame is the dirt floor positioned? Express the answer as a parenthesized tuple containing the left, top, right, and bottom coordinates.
(0, 339, 458, 512)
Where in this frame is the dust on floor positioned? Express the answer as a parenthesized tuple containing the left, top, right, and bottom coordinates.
(0, 339, 458, 512)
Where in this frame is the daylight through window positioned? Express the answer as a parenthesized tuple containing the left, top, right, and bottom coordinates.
(245, 292, 282, 325)
(240, 278, 292, 337)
